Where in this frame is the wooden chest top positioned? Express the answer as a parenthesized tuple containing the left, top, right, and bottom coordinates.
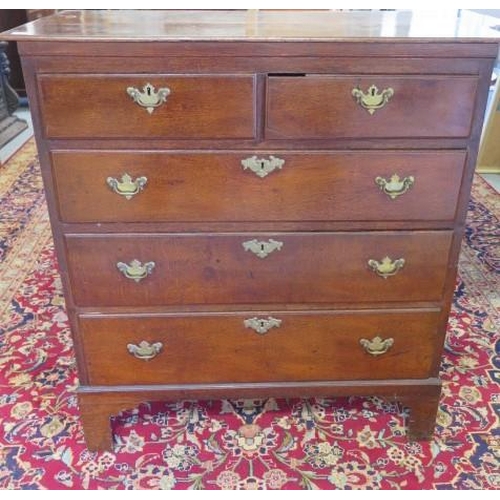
(2, 9, 499, 46)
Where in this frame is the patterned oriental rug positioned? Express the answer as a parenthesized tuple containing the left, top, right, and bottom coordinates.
(0, 139, 499, 490)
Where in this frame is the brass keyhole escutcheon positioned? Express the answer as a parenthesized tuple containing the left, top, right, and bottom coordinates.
(241, 155, 285, 178)
(242, 239, 283, 258)
(244, 317, 282, 335)
(126, 82, 171, 114)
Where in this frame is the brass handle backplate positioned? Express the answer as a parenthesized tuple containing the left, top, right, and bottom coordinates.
(375, 174, 415, 200)
(360, 336, 394, 356)
(244, 316, 282, 335)
(368, 256, 405, 279)
(107, 173, 148, 200)
(117, 259, 156, 282)
(352, 84, 394, 115)
(241, 155, 285, 178)
(242, 239, 283, 258)
(127, 340, 163, 360)
(126, 83, 171, 114)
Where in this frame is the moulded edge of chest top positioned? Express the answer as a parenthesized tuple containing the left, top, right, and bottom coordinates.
(24, 54, 493, 76)
(15, 39, 500, 60)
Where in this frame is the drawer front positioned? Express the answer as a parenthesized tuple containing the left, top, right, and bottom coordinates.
(65, 231, 452, 307)
(38, 74, 256, 139)
(52, 150, 466, 223)
(267, 75, 478, 139)
(79, 310, 440, 385)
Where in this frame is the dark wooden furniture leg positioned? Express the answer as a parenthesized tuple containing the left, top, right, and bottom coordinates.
(402, 384, 442, 441)
(78, 394, 115, 452)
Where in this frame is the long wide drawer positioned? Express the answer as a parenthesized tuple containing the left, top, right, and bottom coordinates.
(266, 74, 478, 139)
(52, 150, 466, 223)
(38, 74, 256, 139)
(79, 309, 441, 385)
(65, 231, 453, 306)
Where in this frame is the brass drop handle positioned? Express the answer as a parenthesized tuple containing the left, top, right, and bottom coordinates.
(244, 316, 282, 335)
(242, 239, 283, 258)
(116, 259, 155, 282)
(360, 336, 394, 356)
(127, 340, 163, 360)
(241, 155, 285, 178)
(375, 174, 415, 200)
(126, 82, 171, 114)
(352, 84, 394, 115)
(368, 256, 405, 278)
(107, 173, 148, 200)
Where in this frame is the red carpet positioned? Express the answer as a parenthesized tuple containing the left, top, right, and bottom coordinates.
(0, 140, 498, 489)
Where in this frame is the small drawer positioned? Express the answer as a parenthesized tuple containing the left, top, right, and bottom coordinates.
(266, 74, 478, 139)
(38, 74, 256, 139)
(79, 309, 441, 385)
(52, 150, 466, 224)
(65, 231, 453, 307)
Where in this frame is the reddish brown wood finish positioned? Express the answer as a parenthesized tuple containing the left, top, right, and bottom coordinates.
(51, 150, 466, 224)
(4, 9, 497, 451)
(38, 74, 256, 139)
(267, 75, 479, 139)
(64, 231, 453, 307)
(79, 310, 440, 385)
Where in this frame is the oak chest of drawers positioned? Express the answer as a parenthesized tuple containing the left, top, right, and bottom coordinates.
(3, 10, 498, 451)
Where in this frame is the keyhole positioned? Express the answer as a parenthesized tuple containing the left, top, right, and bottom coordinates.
(259, 320, 266, 328)
(260, 243, 265, 252)
(370, 87, 376, 96)
(260, 161, 265, 171)
(147, 86, 152, 96)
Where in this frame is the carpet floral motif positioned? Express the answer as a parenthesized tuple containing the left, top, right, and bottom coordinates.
(0, 140, 498, 489)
